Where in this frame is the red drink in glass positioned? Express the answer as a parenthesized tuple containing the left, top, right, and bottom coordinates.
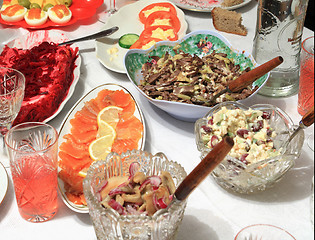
(298, 36, 314, 116)
(11, 154, 58, 222)
(5, 122, 59, 223)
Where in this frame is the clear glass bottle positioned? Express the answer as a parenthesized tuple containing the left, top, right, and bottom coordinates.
(253, 0, 310, 97)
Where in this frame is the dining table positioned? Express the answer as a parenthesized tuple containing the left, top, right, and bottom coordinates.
(0, 0, 314, 239)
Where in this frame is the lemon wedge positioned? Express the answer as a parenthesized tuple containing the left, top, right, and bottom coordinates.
(89, 135, 115, 161)
(97, 106, 123, 129)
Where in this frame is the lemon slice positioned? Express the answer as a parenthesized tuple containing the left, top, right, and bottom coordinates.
(78, 168, 88, 178)
(97, 120, 117, 139)
(89, 135, 115, 161)
(97, 106, 123, 129)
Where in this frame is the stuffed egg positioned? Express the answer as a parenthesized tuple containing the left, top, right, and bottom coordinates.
(48, 4, 72, 24)
(1, 4, 27, 22)
(24, 8, 48, 26)
(1, 0, 11, 10)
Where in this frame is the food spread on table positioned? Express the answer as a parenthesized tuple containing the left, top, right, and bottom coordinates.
(58, 89, 144, 206)
(199, 106, 280, 164)
(0, 0, 313, 238)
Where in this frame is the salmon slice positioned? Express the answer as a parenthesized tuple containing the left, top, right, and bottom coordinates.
(74, 111, 97, 125)
(121, 100, 136, 121)
(59, 141, 89, 159)
(111, 138, 138, 155)
(70, 129, 97, 144)
(59, 170, 84, 193)
(116, 116, 143, 138)
(110, 90, 132, 107)
(85, 99, 101, 115)
(59, 151, 92, 171)
(95, 89, 115, 109)
(70, 117, 98, 134)
(79, 106, 97, 119)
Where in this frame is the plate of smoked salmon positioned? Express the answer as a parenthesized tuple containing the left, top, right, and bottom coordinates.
(57, 83, 146, 213)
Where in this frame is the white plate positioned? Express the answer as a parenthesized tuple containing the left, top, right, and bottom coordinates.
(0, 162, 9, 206)
(169, 0, 252, 12)
(95, 0, 188, 74)
(5, 30, 81, 123)
(58, 83, 146, 213)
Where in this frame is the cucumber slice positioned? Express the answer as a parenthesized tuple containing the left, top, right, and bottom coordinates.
(119, 34, 140, 49)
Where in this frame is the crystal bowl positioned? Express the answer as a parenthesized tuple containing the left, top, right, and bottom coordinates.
(83, 149, 187, 240)
(195, 102, 304, 194)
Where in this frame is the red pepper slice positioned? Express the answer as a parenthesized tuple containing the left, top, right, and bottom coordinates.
(140, 25, 178, 42)
(139, 2, 177, 24)
(130, 37, 162, 50)
(144, 11, 181, 33)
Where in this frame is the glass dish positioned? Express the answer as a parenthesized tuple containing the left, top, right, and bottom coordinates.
(83, 149, 187, 240)
(234, 224, 296, 240)
(195, 102, 304, 194)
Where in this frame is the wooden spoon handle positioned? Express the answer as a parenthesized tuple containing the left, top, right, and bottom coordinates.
(174, 136, 234, 201)
(302, 106, 314, 127)
(228, 56, 283, 93)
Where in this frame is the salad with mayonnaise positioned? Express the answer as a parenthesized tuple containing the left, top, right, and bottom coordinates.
(200, 107, 280, 164)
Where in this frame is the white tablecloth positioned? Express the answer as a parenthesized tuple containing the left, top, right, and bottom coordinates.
(0, 0, 314, 239)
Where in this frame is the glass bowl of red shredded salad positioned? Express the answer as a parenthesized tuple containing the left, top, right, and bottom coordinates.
(195, 101, 304, 194)
(83, 149, 187, 240)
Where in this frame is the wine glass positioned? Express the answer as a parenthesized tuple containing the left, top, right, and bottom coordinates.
(234, 224, 296, 240)
(0, 67, 25, 168)
(105, 0, 117, 15)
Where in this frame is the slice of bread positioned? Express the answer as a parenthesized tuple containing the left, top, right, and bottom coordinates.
(211, 7, 248, 36)
(222, 0, 244, 7)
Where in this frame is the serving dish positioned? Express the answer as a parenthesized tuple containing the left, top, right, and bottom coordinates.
(0, 161, 8, 207)
(125, 30, 269, 122)
(169, 0, 252, 12)
(2, 30, 81, 124)
(95, 0, 188, 74)
(83, 149, 187, 239)
(58, 83, 146, 213)
(195, 102, 304, 194)
(0, 0, 103, 29)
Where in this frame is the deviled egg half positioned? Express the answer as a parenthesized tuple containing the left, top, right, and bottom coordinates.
(24, 8, 48, 26)
(1, 4, 27, 22)
(48, 4, 72, 24)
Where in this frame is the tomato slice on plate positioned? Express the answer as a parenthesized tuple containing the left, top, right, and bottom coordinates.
(139, 2, 177, 24)
(130, 37, 162, 50)
(144, 11, 181, 33)
(140, 25, 178, 42)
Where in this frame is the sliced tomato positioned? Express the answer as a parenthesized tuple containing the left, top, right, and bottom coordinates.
(139, 2, 177, 24)
(145, 11, 181, 33)
(130, 37, 162, 50)
(140, 25, 178, 42)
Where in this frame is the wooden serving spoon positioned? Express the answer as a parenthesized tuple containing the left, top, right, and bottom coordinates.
(173, 136, 234, 202)
(209, 56, 284, 104)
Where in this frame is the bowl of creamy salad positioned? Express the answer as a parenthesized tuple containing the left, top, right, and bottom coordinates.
(195, 102, 304, 194)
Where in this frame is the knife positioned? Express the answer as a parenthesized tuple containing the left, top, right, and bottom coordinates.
(58, 26, 119, 46)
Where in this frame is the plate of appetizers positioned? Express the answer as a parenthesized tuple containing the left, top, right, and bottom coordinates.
(169, 0, 252, 12)
(0, 0, 103, 29)
(0, 30, 81, 125)
(57, 83, 146, 213)
(0, 162, 9, 207)
(95, 0, 188, 74)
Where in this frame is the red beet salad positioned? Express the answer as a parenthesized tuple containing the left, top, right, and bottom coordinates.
(0, 41, 79, 125)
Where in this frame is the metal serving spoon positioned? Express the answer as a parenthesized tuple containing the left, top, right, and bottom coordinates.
(58, 26, 119, 46)
(286, 106, 314, 145)
(209, 56, 284, 104)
